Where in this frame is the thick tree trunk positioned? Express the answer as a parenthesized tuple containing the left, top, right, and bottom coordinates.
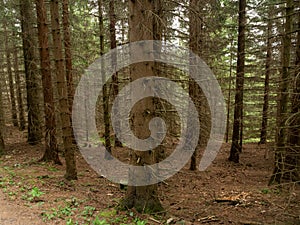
(62, 0, 74, 115)
(269, 0, 293, 185)
(36, 0, 61, 165)
(121, 0, 163, 213)
(20, 0, 43, 145)
(189, 0, 203, 170)
(62, 0, 77, 147)
(50, 0, 77, 180)
(229, 0, 246, 163)
(13, 47, 26, 131)
(153, 0, 166, 164)
(284, 9, 300, 182)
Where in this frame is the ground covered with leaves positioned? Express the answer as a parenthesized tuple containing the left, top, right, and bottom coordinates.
(0, 126, 299, 225)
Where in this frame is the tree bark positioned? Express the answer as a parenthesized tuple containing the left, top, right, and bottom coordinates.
(121, 0, 163, 213)
(229, 0, 246, 163)
(260, 10, 272, 145)
(284, 8, 300, 182)
(98, 0, 112, 160)
(109, 0, 122, 148)
(225, 37, 234, 143)
(62, 0, 74, 115)
(20, 0, 43, 145)
(0, 52, 5, 155)
(62, 0, 77, 147)
(269, 0, 293, 185)
(189, 0, 203, 170)
(13, 46, 26, 131)
(36, 0, 61, 165)
(50, 0, 77, 180)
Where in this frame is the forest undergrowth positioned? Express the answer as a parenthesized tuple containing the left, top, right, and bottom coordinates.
(0, 125, 299, 225)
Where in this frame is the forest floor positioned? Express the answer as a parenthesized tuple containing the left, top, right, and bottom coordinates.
(0, 125, 299, 225)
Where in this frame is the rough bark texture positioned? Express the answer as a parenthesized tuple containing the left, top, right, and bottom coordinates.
(36, 0, 61, 164)
(62, 0, 74, 115)
(229, 0, 246, 163)
(121, 0, 163, 213)
(50, 0, 77, 180)
(269, 0, 293, 185)
(152, 0, 166, 164)
(260, 13, 272, 145)
(188, 0, 208, 171)
(13, 47, 26, 131)
(62, 0, 77, 147)
(20, 0, 43, 145)
(109, 0, 122, 148)
(284, 8, 300, 182)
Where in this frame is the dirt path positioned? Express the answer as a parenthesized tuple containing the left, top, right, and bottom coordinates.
(0, 191, 45, 225)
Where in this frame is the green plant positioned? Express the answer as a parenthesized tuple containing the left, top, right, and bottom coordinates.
(8, 191, 17, 196)
(261, 188, 270, 194)
(42, 208, 58, 221)
(42, 205, 76, 221)
(134, 218, 147, 225)
(58, 205, 75, 217)
(99, 209, 117, 218)
(27, 187, 44, 201)
(92, 217, 109, 225)
(20, 186, 26, 192)
(82, 205, 96, 217)
(66, 218, 79, 225)
(0, 180, 6, 188)
(8, 179, 15, 186)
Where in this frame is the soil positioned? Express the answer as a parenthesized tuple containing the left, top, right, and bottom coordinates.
(0, 125, 299, 225)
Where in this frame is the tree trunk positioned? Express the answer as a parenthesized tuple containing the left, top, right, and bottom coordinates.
(109, 0, 122, 148)
(269, 0, 293, 185)
(0, 53, 5, 155)
(260, 11, 272, 145)
(13, 46, 26, 131)
(284, 8, 300, 182)
(50, 0, 77, 180)
(121, 0, 163, 213)
(62, 0, 77, 146)
(20, 0, 43, 145)
(4, 24, 18, 127)
(36, 0, 61, 165)
(225, 38, 234, 143)
(153, 0, 165, 165)
(189, 0, 203, 171)
(97, 0, 112, 159)
(229, 0, 246, 163)
(62, 0, 74, 114)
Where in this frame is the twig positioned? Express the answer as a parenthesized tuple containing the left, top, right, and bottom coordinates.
(149, 217, 161, 224)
